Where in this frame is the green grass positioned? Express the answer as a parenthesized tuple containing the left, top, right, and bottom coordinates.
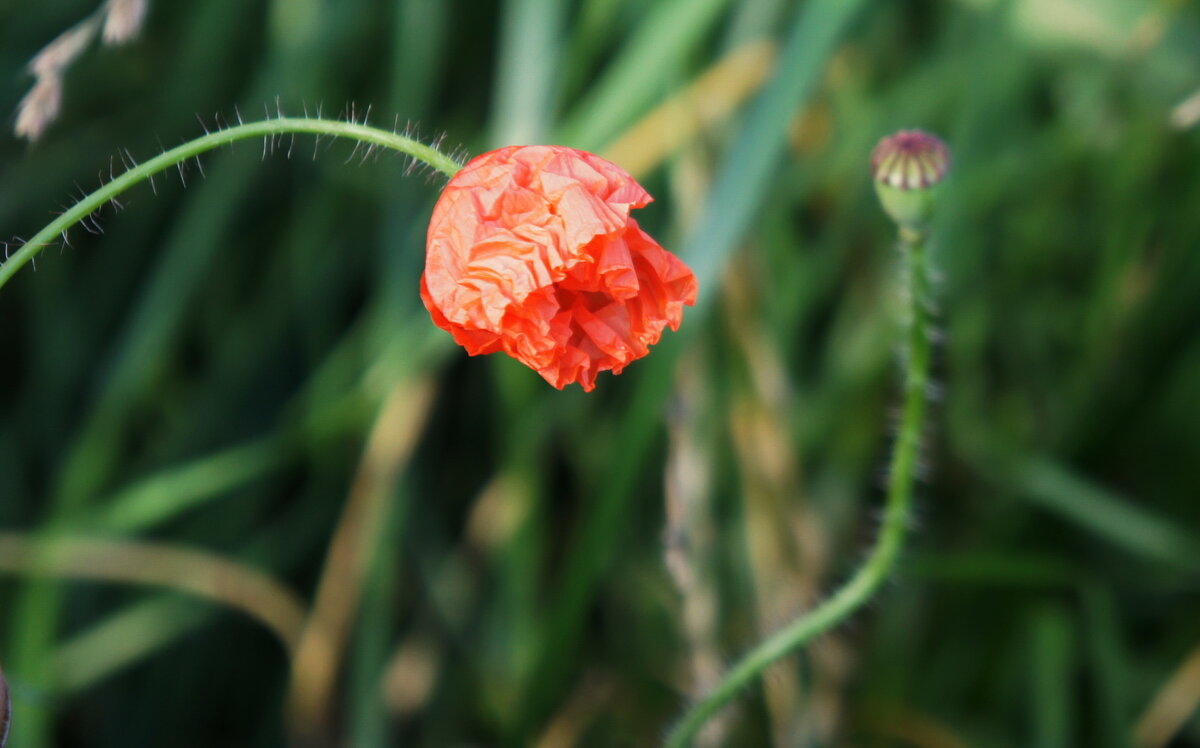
(2, 0, 1200, 746)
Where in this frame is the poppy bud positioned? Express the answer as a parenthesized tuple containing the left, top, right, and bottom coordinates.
(870, 130, 950, 233)
(421, 145, 697, 391)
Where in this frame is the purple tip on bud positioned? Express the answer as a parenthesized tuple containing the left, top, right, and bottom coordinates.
(871, 130, 950, 190)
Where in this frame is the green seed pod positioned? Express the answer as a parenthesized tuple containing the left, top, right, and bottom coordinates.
(871, 130, 950, 235)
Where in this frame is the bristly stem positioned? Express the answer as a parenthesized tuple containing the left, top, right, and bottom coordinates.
(664, 229, 933, 748)
(0, 117, 462, 291)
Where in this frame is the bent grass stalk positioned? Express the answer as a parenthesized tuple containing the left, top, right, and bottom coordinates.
(0, 532, 307, 654)
(286, 376, 437, 738)
(0, 117, 461, 292)
(665, 232, 934, 747)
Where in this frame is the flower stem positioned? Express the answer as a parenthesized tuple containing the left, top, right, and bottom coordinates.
(664, 230, 933, 748)
(0, 117, 461, 292)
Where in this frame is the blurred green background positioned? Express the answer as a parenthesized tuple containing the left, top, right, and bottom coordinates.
(2, 0, 1199, 746)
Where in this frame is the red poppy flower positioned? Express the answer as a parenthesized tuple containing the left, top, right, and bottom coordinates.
(420, 145, 698, 391)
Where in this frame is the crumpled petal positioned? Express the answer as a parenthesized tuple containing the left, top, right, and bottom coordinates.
(421, 145, 698, 391)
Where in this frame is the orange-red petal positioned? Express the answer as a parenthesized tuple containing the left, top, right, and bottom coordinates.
(421, 145, 697, 391)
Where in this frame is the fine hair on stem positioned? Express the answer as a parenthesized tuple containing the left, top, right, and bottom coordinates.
(664, 226, 935, 747)
(0, 115, 463, 292)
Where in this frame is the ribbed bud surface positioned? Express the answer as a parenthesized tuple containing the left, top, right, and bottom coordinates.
(871, 130, 950, 190)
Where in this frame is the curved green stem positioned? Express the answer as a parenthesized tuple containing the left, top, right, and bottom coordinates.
(664, 231, 933, 747)
(0, 117, 461, 292)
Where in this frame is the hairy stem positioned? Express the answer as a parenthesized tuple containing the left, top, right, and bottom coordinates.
(0, 117, 461, 291)
(664, 231, 933, 747)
